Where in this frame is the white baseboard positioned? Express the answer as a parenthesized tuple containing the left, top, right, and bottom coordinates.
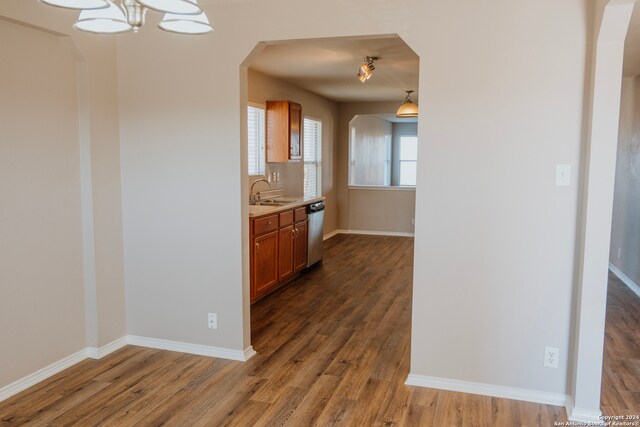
(323, 229, 343, 241)
(565, 397, 604, 424)
(86, 336, 128, 360)
(127, 335, 254, 361)
(405, 373, 568, 407)
(323, 229, 414, 240)
(0, 348, 88, 403)
(243, 346, 257, 361)
(609, 263, 640, 298)
(0, 336, 255, 404)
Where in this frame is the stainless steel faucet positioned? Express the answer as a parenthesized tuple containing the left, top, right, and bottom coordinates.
(250, 178, 270, 204)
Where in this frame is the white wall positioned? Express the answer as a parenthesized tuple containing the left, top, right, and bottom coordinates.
(0, 3, 128, 393)
(114, 0, 591, 396)
(409, 0, 588, 396)
(610, 76, 640, 286)
(0, 0, 600, 405)
(0, 20, 86, 387)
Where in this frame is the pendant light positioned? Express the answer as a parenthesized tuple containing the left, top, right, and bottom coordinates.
(74, 1, 132, 34)
(396, 90, 419, 118)
(136, 0, 201, 15)
(158, 10, 213, 34)
(40, 0, 108, 10)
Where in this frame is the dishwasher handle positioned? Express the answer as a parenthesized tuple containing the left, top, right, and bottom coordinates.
(308, 201, 325, 213)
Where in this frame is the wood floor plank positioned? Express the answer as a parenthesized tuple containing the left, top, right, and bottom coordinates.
(2, 235, 638, 426)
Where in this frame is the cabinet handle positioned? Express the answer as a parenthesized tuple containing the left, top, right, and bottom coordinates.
(256, 242, 259, 253)
(292, 229, 296, 239)
(267, 221, 272, 226)
(295, 229, 299, 238)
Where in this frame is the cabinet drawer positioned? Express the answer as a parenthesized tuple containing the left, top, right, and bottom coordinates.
(253, 214, 278, 236)
(279, 210, 294, 227)
(294, 207, 307, 223)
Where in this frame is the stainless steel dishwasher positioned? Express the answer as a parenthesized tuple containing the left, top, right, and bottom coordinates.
(307, 201, 325, 267)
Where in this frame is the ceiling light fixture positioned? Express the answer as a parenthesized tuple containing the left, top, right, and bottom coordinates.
(40, 0, 109, 10)
(41, 0, 212, 35)
(356, 56, 377, 82)
(158, 11, 213, 34)
(396, 90, 419, 118)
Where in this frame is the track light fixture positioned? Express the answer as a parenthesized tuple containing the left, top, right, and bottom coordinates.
(39, 0, 213, 35)
(356, 56, 378, 82)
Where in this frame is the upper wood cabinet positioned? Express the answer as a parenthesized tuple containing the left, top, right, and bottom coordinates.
(266, 101, 302, 162)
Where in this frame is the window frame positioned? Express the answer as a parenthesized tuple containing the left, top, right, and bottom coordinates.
(247, 102, 266, 177)
(303, 115, 322, 199)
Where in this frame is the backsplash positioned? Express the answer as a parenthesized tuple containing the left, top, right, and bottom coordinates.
(249, 161, 304, 200)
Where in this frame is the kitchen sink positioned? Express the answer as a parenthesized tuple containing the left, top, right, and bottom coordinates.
(252, 200, 289, 206)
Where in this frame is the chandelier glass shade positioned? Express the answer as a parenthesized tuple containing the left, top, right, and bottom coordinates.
(42, 0, 212, 35)
(40, 0, 109, 10)
(159, 11, 213, 34)
(74, 1, 132, 33)
(137, 0, 201, 15)
(396, 91, 419, 118)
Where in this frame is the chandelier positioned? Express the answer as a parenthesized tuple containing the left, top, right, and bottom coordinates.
(39, 0, 213, 35)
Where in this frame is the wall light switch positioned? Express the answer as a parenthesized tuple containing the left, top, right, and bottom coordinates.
(556, 164, 571, 186)
(208, 313, 217, 329)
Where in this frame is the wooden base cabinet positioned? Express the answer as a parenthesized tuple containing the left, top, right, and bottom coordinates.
(250, 207, 309, 304)
(293, 220, 308, 274)
(279, 225, 295, 282)
(251, 230, 278, 300)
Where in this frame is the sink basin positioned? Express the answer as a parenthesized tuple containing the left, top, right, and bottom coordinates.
(250, 198, 301, 206)
(252, 200, 289, 206)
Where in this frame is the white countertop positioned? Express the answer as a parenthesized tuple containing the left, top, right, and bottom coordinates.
(248, 196, 325, 218)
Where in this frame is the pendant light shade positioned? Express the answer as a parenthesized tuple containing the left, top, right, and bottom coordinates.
(39, 0, 108, 10)
(136, 0, 201, 15)
(396, 90, 419, 118)
(74, 1, 132, 34)
(158, 11, 213, 34)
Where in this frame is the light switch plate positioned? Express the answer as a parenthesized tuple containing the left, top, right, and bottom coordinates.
(556, 165, 571, 186)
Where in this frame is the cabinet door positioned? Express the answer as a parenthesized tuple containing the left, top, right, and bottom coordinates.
(293, 220, 308, 273)
(279, 225, 294, 282)
(252, 230, 279, 299)
(289, 102, 302, 160)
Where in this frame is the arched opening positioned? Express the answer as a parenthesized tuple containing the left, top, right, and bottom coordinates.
(238, 34, 420, 390)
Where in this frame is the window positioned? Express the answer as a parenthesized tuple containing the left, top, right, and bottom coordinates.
(303, 117, 322, 198)
(398, 136, 418, 186)
(247, 105, 265, 176)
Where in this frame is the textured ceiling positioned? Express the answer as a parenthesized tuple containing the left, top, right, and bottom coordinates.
(247, 35, 420, 103)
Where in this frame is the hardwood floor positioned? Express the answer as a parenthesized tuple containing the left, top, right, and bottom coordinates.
(0, 235, 636, 426)
(601, 271, 640, 418)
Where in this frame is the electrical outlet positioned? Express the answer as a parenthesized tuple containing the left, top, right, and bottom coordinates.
(208, 313, 217, 329)
(411, 218, 415, 226)
(544, 346, 559, 368)
(618, 248, 622, 259)
(555, 165, 571, 186)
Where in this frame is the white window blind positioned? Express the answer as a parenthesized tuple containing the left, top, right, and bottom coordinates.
(247, 105, 265, 176)
(399, 135, 418, 186)
(303, 117, 322, 198)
